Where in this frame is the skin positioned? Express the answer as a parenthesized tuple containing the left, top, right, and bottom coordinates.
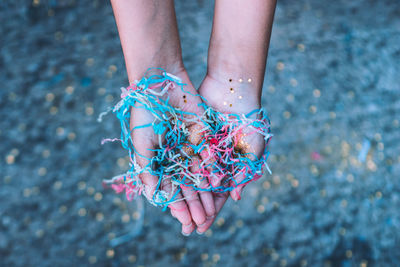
(201, 0, 277, 202)
(110, 0, 276, 235)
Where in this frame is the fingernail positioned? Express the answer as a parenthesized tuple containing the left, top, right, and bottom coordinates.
(196, 230, 204, 235)
(181, 231, 191, 236)
(182, 222, 193, 229)
(198, 221, 207, 227)
(235, 191, 241, 201)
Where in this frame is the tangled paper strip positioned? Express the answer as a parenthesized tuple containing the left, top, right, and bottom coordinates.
(102, 68, 272, 208)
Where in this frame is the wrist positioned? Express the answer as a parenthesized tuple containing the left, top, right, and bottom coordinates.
(199, 74, 261, 115)
(125, 46, 184, 84)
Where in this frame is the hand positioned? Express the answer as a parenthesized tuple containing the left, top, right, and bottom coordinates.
(199, 74, 266, 202)
(130, 67, 217, 235)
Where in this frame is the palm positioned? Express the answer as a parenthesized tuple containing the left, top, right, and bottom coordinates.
(199, 75, 266, 200)
(130, 69, 216, 235)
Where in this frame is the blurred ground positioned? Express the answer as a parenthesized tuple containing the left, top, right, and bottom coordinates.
(1, 0, 400, 266)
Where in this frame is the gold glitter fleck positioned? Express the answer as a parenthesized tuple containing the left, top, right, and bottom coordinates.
(65, 86, 75, 94)
(257, 205, 265, 213)
(374, 133, 382, 141)
(339, 227, 346, 235)
(50, 106, 58, 115)
(78, 208, 87, 217)
(205, 229, 213, 237)
(248, 78, 252, 83)
(286, 94, 294, 102)
(88, 256, 97, 264)
(128, 255, 136, 263)
(212, 254, 220, 262)
(236, 220, 244, 228)
(263, 181, 271, 189)
(347, 174, 354, 182)
(229, 104, 232, 107)
(117, 157, 127, 168)
(283, 111, 291, 119)
(76, 249, 85, 257)
(106, 94, 114, 102)
(53, 181, 62, 190)
(106, 249, 115, 258)
(229, 79, 232, 82)
(109, 65, 117, 72)
(35, 229, 44, 238)
(86, 58, 94, 67)
(290, 78, 298, 87)
(272, 175, 280, 185)
(97, 87, 106, 95)
(59, 205, 67, 213)
(68, 132, 76, 141)
(23, 188, 31, 198)
(268, 85, 276, 93)
(46, 93, 55, 102)
(320, 189, 326, 197)
(96, 212, 104, 221)
(78, 181, 86, 190)
(276, 62, 285, 71)
(42, 149, 51, 158)
(309, 105, 317, 114)
(132, 211, 141, 220)
(6, 154, 15, 164)
(238, 95, 243, 99)
(201, 253, 208, 261)
(85, 106, 94, 116)
(223, 101, 227, 106)
(346, 250, 352, 258)
(121, 213, 130, 223)
(313, 89, 321, 98)
(87, 187, 95, 195)
(56, 127, 65, 136)
(94, 192, 103, 201)
(238, 78, 243, 83)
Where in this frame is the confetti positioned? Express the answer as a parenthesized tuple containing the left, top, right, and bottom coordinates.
(102, 68, 272, 208)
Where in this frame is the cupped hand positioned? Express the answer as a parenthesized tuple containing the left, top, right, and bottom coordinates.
(130, 68, 216, 235)
(198, 74, 266, 204)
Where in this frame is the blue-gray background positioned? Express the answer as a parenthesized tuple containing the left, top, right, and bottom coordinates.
(1, 0, 399, 266)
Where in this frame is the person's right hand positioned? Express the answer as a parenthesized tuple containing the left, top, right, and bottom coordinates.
(130, 68, 217, 236)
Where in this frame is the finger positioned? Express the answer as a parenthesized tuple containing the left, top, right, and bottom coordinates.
(196, 191, 229, 234)
(163, 180, 194, 235)
(181, 184, 207, 227)
(130, 105, 161, 201)
(230, 172, 247, 201)
(190, 157, 216, 219)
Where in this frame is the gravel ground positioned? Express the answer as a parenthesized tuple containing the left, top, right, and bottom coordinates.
(1, 0, 399, 266)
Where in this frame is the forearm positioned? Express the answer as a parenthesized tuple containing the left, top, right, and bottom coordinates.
(110, 0, 184, 83)
(207, 0, 277, 98)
